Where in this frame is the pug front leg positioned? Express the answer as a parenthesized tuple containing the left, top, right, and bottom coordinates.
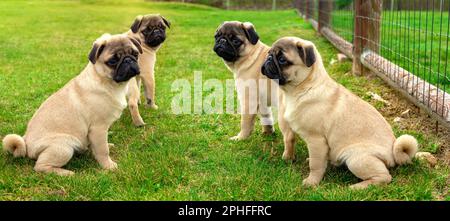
(302, 136, 328, 187)
(231, 114, 257, 140)
(259, 106, 274, 135)
(142, 68, 158, 110)
(127, 77, 146, 127)
(88, 127, 118, 170)
(279, 114, 296, 161)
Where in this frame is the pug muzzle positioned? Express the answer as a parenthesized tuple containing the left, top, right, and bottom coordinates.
(113, 56, 140, 83)
(143, 27, 166, 47)
(261, 53, 287, 85)
(213, 35, 239, 62)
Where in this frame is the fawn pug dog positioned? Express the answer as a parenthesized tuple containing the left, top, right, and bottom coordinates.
(2, 33, 143, 175)
(126, 14, 170, 126)
(261, 37, 418, 189)
(214, 21, 276, 140)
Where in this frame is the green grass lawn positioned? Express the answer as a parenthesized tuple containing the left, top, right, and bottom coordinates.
(321, 10, 450, 92)
(0, 0, 449, 200)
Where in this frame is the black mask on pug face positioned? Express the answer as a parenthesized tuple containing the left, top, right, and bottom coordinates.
(262, 39, 316, 86)
(213, 33, 243, 62)
(213, 22, 260, 62)
(261, 50, 290, 85)
(89, 37, 143, 83)
(131, 14, 171, 48)
(141, 24, 166, 47)
(107, 54, 141, 83)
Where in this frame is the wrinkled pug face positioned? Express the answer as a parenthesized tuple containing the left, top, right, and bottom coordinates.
(261, 37, 316, 87)
(213, 21, 260, 62)
(89, 34, 143, 83)
(130, 14, 171, 48)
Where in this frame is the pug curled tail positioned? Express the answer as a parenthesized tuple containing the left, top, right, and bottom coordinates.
(2, 134, 27, 158)
(393, 134, 418, 165)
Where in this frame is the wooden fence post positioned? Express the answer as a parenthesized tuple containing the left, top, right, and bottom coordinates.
(318, 0, 333, 32)
(353, 0, 382, 76)
(305, 0, 314, 19)
(298, 0, 305, 16)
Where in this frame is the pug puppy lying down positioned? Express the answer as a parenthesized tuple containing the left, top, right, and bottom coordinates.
(262, 37, 418, 189)
(2, 33, 142, 175)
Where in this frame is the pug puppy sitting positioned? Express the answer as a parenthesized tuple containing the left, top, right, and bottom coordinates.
(2, 33, 143, 175)
(213, 21, 276, 140)
(126, 14, 170, 126)
(262, 37, 418, 189)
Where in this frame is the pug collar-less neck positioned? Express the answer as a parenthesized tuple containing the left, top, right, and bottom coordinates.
(142, 44, 159, 53)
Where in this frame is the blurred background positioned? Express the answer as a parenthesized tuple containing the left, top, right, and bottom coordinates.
(145, 0, 295, 10)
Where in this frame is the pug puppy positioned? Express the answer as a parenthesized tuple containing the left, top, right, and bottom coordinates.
(213, 21, 276, 140)
(2, 33, 143, 175)
(126, 14, 170, 126)
(262, 37, 418, 189)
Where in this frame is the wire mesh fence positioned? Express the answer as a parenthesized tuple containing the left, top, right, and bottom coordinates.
(296, 0, 450, 128)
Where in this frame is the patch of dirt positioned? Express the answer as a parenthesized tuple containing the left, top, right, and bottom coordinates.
(48, 189, 67, 197)
(363, 74, 450, 165)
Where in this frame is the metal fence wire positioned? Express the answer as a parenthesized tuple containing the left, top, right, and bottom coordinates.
(296, 0, 450, 128)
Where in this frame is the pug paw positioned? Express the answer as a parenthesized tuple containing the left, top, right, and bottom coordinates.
(282, 151, 295, 162)
(101, 159, 118, 171)
(132, 117, 146, 127)
(145, 99, 159, 110)
(230, 133, 249, 141)
(262, 125, 275, 135)
(302, 176, 320, 187)
(61, 170, 75, 176)
(149, 104, 159, 110)
(55, 169, 75, 176)
(349, 183, 368, 190)
(145, 103, 159, 110)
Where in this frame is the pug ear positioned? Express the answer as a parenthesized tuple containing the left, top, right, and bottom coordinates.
(131, 15, 143, 33)
(297, 43, 316, 67)
(241, 22, 259, 45)
(160, 15, 171, 29)
(129, 37, 143, 54)
(215, 22, 225, 36)
(88, 42, 105, 64)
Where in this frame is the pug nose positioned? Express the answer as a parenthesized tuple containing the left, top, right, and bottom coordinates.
(123, 57, 133, 63)
(130, 64, 140, 75)
(154, 29, 161, 34)
(133, 67, 140, 75)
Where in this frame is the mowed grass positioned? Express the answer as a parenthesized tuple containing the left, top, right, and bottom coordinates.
(327, 10, 450, 92)
(0, 1, 448, 200)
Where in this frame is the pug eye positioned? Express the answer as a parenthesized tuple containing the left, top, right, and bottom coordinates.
(142, 27, 153, 34)
(278, 55, 287, 65)
(232, 38, 241, 45)
(107, 55, 119, 66)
